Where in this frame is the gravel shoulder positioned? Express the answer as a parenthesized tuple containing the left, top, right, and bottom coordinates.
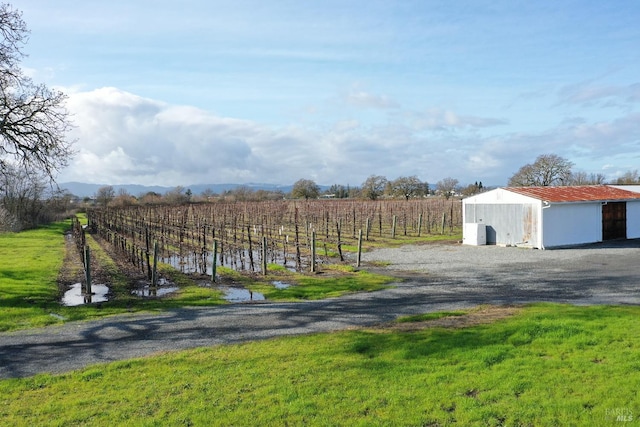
(2, 239, 640, 379)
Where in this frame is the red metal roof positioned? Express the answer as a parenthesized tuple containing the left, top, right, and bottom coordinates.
(505, 185, 640, 203)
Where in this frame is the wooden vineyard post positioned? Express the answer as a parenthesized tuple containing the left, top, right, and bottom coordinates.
(247, 225, 255, 272)
(365, 217, 371, 241)
(310, 231, 316, 273)
(151, 240, 159, 288)
(450, 202, 455, 234)
(145, 227, 151, 280)
(83, 245, 91, 296)
(262, 236, 268, 276)
(294, 208, 301, 270)
(418, 213, 423, 237)
(356, 229, 363, 268)
(403, 213, 407, 236)
(336, 221, 344, 261)
(211, 239, 218, 282)
(441, 212, 446, 235)
(352, 207, 356, 239)
(391, 215, 397, 239)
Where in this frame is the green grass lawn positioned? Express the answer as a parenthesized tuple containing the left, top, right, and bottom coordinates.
(1, 303, 638, 426)
(242, 263, 395, 301)
(339, 228, 462, 254)
(0, 222, 68, 331)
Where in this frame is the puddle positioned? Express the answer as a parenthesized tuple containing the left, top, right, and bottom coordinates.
(62, 283, 109, 306)
(164, 251, 308, 275)
(49, 313, 67, 321)
(132, 285, 180, 297)
(131, 278, 179, 297)
(223, 287, 265, 302)
(272, 281, 291, 289)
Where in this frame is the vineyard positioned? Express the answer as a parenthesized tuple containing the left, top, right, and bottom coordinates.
(86, 199, 462, 278)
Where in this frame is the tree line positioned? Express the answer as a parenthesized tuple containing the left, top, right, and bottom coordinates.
(88, 153, 640, 209)
(507, 154, 640, 187)
(90, 175, 480, 208)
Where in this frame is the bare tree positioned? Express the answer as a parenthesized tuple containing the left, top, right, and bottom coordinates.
(110, 188, 136, 207)
(138, 191, 162, 205)
(325, 184, 350, 199)
(390, 176, 428, 200)
(569, 171, 606, 185)
(613, 170, 640, 185)
(0, 164, 47, 230)
(508, 154, 573, 187)
(164, 186, 191, 204)
(460, 181, 484, 197)
(95, 185, 115, 207)
(46, 188, 75, 216)
(198, 188, 218, 202)
(291, 178, 320, 200)
(223, 186, 252, 202)
(436, 177, 459, 199)
(0, 4, 74, 181)
(361, 175, 388, 200)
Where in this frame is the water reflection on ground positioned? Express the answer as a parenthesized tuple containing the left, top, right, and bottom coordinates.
(131, 278, 179, 297)
(272, 281, 291, 289)
(61, 283, 109, 306)
(222, 287, 265, 302)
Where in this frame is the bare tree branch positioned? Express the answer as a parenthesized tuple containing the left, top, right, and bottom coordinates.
(0, 3, 74, 182)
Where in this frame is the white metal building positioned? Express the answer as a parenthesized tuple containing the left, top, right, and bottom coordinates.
(462, 185, 640, 249)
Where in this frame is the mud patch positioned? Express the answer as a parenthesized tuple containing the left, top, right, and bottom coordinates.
(383, 305, 521, 331)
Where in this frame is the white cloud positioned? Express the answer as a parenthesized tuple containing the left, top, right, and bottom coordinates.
(409, 108, 508, 131)
(59, 87, 445, 185)
(58, 87, 640, 189)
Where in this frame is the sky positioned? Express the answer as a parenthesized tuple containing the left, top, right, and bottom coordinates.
(17, 0, 640, 188)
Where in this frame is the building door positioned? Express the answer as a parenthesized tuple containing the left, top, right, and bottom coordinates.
(602, 202, 626, 240)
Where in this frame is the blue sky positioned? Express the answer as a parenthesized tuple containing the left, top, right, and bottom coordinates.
(19, 0, 640, 188)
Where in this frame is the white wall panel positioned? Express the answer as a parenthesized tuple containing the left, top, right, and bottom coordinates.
(627, 201, 640, 238)
(542, 203, 601, 248)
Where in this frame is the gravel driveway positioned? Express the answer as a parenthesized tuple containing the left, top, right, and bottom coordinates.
(2, 240, 639, 379)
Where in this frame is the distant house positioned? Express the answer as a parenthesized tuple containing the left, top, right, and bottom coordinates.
(462, 185, 640, 249)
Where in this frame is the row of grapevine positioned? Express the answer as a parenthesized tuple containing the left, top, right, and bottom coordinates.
(87, 199, 462, 276)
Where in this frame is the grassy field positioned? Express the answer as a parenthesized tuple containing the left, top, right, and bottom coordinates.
(1, 303, 638, 426)
(0, 222, 68, 331)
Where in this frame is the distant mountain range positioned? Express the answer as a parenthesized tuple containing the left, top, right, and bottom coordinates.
(60, 182, 300, 198)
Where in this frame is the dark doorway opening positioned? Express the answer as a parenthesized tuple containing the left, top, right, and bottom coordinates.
(602, 202, 626, 240)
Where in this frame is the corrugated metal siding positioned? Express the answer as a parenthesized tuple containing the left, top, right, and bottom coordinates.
(464, 203, 538, 246)
(542, 203, 601, 247)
